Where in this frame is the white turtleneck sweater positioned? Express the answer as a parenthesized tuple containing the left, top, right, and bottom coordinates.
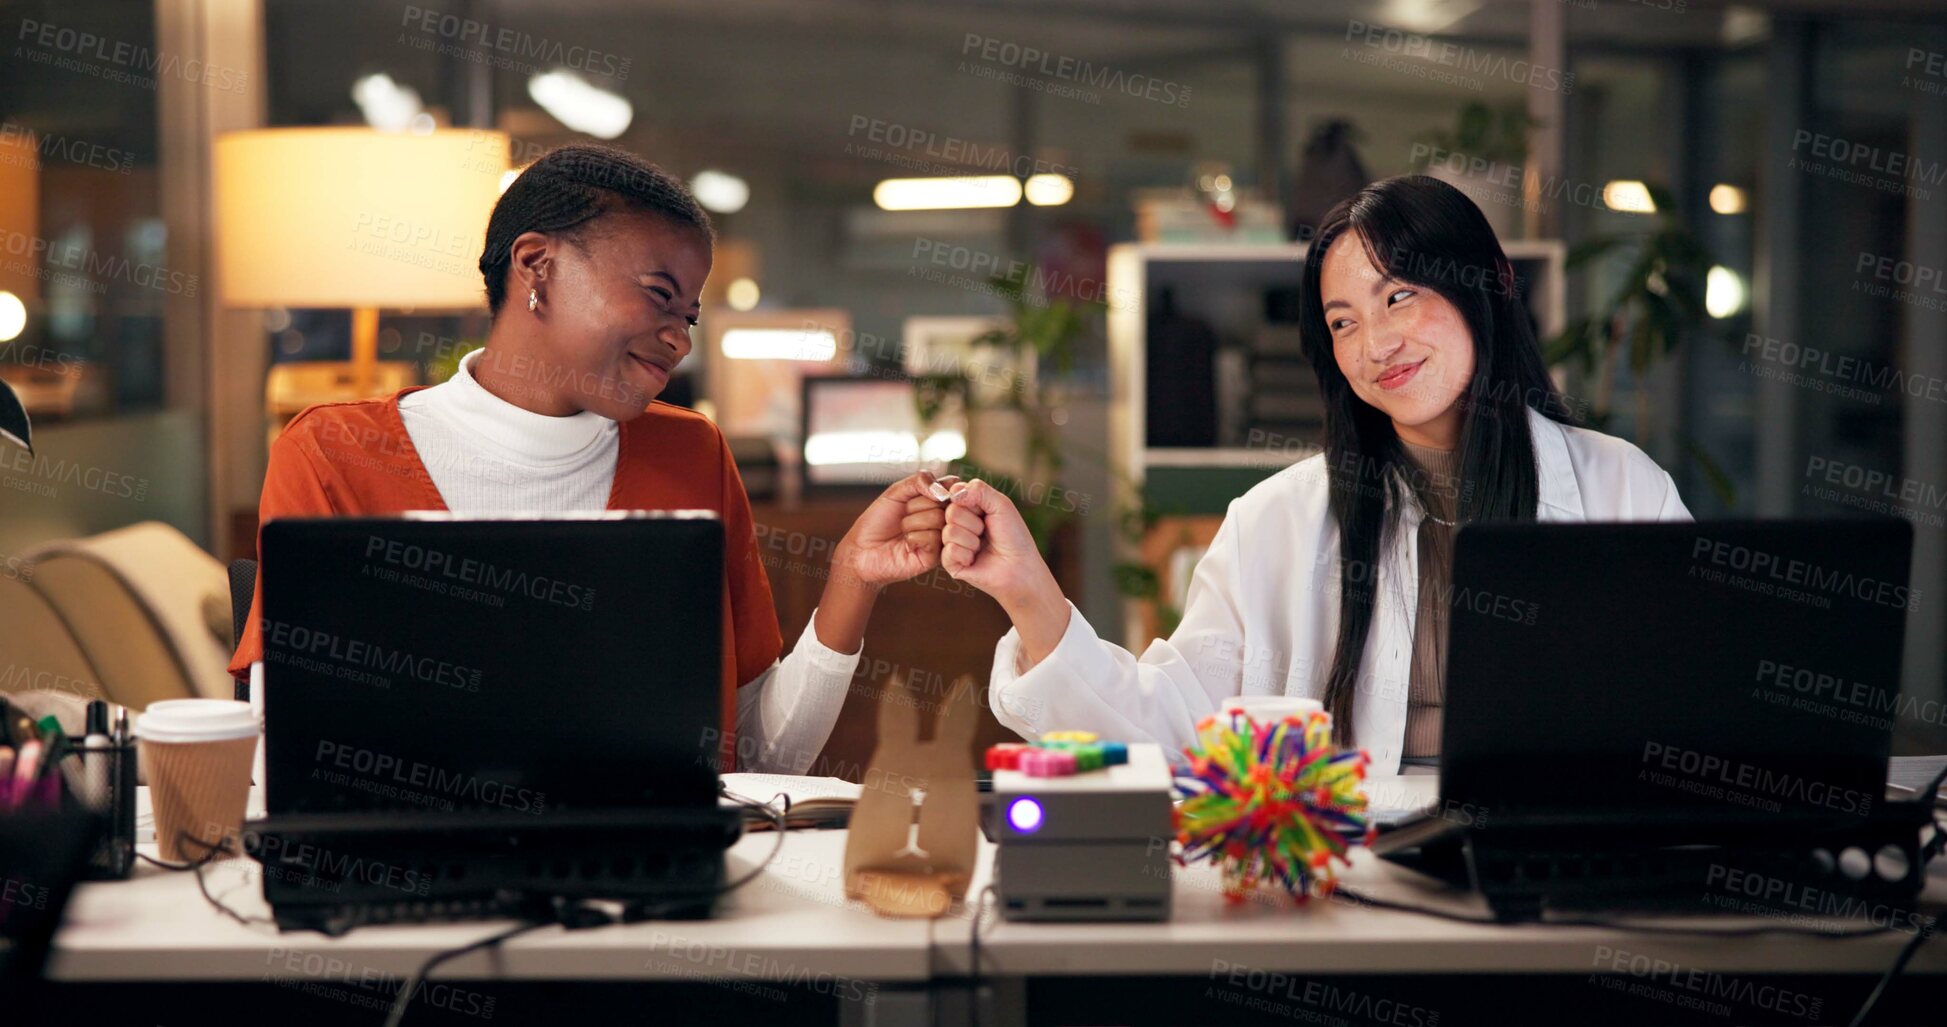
(387, 348, 858, 774)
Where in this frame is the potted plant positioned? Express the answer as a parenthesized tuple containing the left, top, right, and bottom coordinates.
(1545, 182, 1734, 504)
(914, 264, 1096, 550)
(1411, 100, 1532, 240)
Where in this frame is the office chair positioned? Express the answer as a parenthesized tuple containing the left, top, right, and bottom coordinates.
(228, 559, 256, 703)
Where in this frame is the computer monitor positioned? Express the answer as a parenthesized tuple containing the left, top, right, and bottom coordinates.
(799, 375, 966, 490)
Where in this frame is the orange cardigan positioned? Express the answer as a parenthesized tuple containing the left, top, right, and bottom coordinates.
(229, 388, 783, 770)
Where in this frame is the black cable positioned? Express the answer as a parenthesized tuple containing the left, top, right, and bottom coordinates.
(712, 787, 790, 898)
(1847, 920, 1933, 1027)
(381, 919, 550, 1027)
(1329, 887, 1904, 938)
(138, 833, 280, 930)
(1843, 794, 1947, 1027)
(384, 791, 791, 1027)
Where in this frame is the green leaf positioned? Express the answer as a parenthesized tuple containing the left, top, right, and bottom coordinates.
(1679, 432, 1737, 508)
(1565, 235, 1627, 268)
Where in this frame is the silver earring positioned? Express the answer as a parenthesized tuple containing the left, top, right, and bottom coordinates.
(527, 288, 538, 312)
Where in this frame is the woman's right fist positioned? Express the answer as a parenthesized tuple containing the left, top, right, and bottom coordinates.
(941, 479, 1055, 607)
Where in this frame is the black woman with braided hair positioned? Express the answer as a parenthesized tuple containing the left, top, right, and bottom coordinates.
(231, 144, 954, 774)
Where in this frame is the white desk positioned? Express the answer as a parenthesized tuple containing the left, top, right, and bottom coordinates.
(53, 828, 931, 986)
(929, 770, 1947, 1025)
(48, 772, 1947, 1026)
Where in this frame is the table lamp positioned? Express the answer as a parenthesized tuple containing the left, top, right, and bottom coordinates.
(214, 127, 510, 397)
(0, 126, 42, 443)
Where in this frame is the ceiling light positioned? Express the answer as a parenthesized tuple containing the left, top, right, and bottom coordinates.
(351, 73, 424, 134)
(1705, 266, 1746, 319)
(1023, 174, 1074, 207)
(691, 170, 750, 214)
(1602, 180, 1656, 214)
(1709, 184, 1748, 215)
(725, 277, 760, 311)
(527, 70, 633, 140)
(873, 176, 1022, 211)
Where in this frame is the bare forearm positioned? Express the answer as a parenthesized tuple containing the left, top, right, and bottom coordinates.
(998, 567, 1070, 668)
(812, 543, 878, 655)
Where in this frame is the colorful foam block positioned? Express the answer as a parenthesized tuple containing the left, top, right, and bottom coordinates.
(1018, 749, 1078, 777)
(991, 734, 1128, 777)
(985, 743, 1032, 771)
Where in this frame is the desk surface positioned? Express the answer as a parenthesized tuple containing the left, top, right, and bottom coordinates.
(935, 767, 1947, 978)
(56, 769, 1947, 985)
(52, 828, 933, 983)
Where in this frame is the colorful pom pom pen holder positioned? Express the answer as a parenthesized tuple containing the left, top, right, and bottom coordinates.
(1172, 701, 1374, 904)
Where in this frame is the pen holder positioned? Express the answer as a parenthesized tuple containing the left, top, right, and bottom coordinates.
(60, 741, 136, 880)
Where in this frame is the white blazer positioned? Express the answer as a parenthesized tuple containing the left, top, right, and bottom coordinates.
(988, 408, 1692, 775)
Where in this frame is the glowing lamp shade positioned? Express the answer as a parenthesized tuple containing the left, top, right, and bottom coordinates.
(0, 128, 39, 302)
(216, 127, 509, 394)
(0, 291, 25, 343)
(215, 128, 509, 309)
(1006, 797, 1044, 833)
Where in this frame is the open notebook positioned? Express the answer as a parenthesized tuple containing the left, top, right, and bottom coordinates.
(721, 773, 863, 830)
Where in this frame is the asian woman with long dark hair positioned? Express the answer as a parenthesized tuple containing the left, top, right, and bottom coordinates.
(938, 175, 1689, 773)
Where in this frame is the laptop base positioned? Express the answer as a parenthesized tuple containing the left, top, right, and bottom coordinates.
(1378, 797, 1933, 923)
(246, 806, 743, 935)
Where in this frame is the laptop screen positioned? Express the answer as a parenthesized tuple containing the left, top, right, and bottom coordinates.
(261, 514, 724, 817)
(1441, 519, 1910, 823)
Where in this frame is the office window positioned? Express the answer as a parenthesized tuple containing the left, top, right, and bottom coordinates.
(0, 0, 168, 420)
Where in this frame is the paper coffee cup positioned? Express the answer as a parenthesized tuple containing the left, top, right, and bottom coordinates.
(136, 700, 259, 862)
(1221, 695, 1326, 725)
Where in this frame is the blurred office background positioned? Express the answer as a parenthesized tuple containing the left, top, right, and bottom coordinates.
(0, 0, 1942, 760)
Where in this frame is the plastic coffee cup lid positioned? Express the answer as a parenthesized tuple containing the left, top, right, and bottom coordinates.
(135, 699, 260, 743)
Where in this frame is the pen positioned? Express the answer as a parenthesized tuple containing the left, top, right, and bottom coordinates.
(12, 740, 42, 809)
(82, 701, 111, 812)
(36, 715, 71, 768)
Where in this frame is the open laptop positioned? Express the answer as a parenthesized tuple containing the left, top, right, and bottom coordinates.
(252, 513, 740, 930)
(1384, 518, 1914, 916)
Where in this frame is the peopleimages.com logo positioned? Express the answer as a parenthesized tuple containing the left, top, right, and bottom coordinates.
(1690, 536, 1914, 611)
(1640, 741, 1873, 815)
(363, 536, 597, 611)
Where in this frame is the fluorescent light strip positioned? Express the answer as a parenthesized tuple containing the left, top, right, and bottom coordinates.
(720, 328, 837, 361)
(804, 430, 968, 466)
(874, 176, 1022, 211)
(527, 70, 633, 140)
